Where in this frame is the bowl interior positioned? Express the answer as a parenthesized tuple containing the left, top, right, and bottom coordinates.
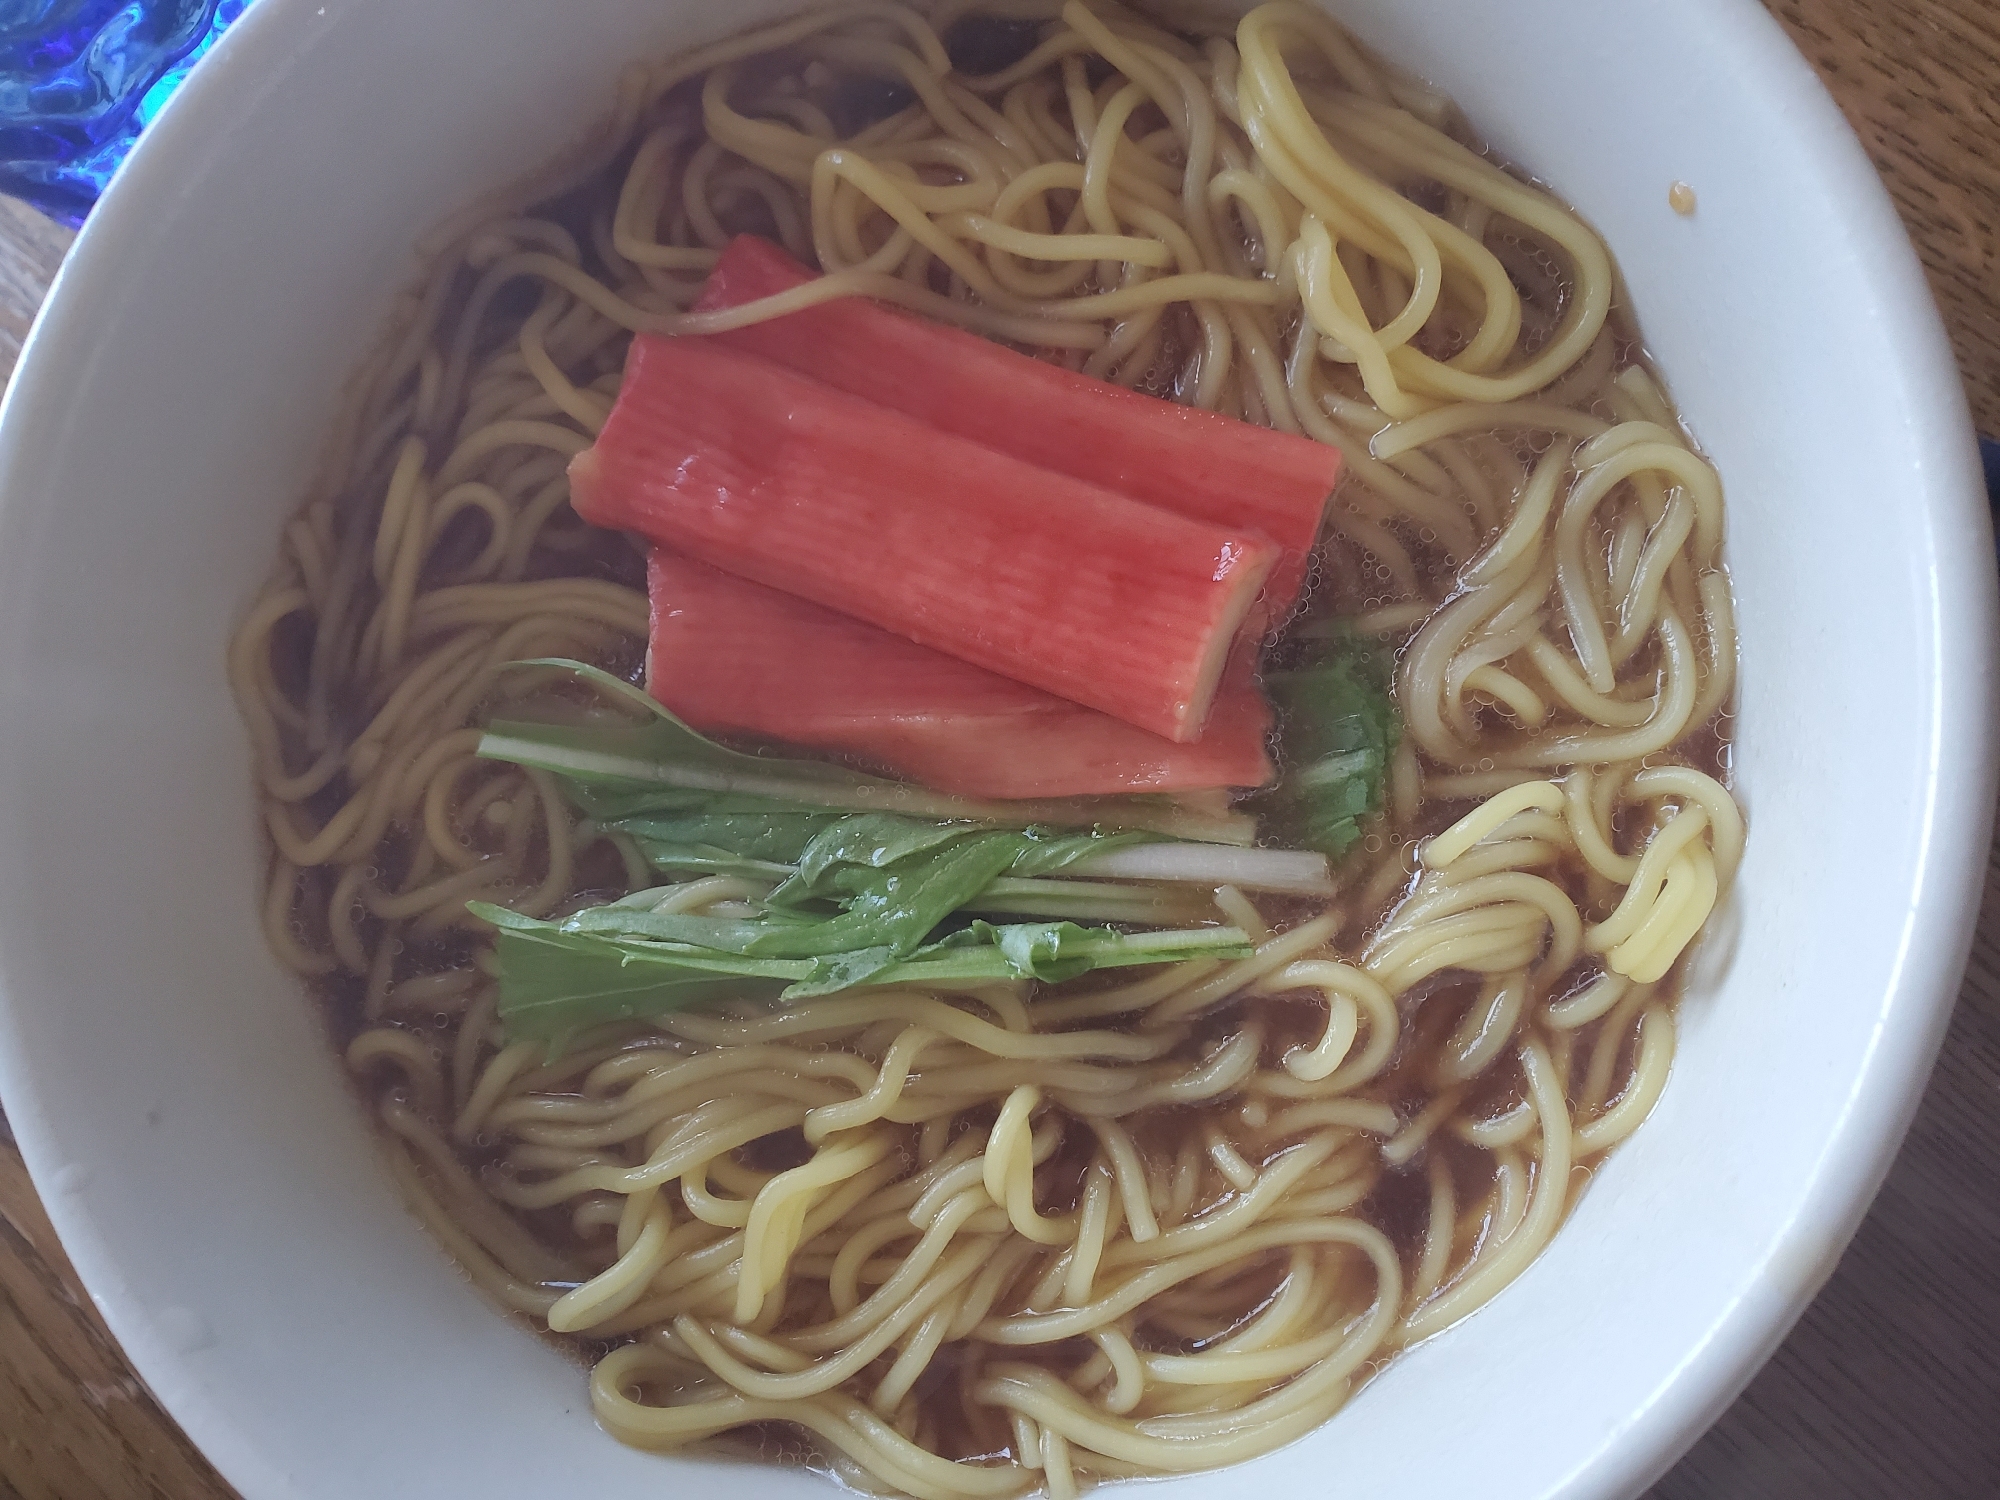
(0, 1, 1989, 1497)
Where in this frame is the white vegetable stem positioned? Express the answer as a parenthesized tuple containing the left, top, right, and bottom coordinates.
(1068, 844, 1333, 895)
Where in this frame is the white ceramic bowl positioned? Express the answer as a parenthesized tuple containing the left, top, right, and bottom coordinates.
(0, 2, 1991, 1497)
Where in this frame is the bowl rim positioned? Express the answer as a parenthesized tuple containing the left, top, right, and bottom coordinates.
(0, 0, 1993, 1497)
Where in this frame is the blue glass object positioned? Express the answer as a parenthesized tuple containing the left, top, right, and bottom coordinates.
(0, 0, 251, 224)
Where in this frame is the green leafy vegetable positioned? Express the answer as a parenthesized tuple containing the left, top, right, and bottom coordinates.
(487, 808, 1223, 1012)
(465, 660, 1327, 1044)
(476, 662, 1331, 897)
(473, 902, 1254, 1042)
(964, 876, 1220, 926)
(479, 660, 1258, 845)
(1255, 626, 1400, 861)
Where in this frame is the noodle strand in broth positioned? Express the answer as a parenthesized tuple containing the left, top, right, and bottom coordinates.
(230, 1, 1740, 1494)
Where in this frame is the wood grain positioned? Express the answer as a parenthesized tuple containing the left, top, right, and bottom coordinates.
(0, 4, 1997, 1495)
(0, 200, 70, 380)
(0, 1148, 231, 1499)
(1765, 0, 2000, 437)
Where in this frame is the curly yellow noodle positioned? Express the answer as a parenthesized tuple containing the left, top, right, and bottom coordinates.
(228, 1, 1743, 1493)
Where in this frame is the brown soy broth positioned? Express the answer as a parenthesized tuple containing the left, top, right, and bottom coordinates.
(242, 0, 1746, 1487)
(333, 676, 1719, 1454)
(321, 554, 1726, 1480)
(328, 881, 1704, 1482)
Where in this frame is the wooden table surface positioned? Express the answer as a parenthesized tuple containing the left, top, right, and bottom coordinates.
(1, 3, 1997, 1495)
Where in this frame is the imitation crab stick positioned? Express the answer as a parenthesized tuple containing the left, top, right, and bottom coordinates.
(571, 338, 1276, 742)
(692, 235, 1340, 616)
(646, 550, 1275, 799)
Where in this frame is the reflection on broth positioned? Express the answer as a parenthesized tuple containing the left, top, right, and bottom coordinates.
(230, 2, 1741, 1495)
